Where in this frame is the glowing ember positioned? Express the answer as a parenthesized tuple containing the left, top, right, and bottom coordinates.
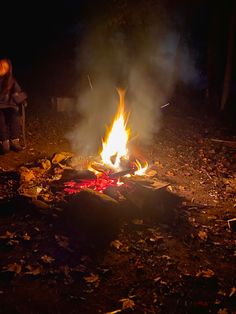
(100, 89, 130, 169)
(64, 173, 124, 194)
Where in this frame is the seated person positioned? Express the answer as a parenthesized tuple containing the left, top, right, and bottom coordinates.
(0, 58, 27, 154)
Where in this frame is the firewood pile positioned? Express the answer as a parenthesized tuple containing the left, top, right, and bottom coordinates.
(1, 152, 179, 236)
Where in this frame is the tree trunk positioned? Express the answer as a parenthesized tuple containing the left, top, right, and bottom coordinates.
(220, 6, 236, 111)
(206, 5, 223, 113)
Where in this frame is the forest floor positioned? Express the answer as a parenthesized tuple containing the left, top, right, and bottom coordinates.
(0, 105, 235, 314)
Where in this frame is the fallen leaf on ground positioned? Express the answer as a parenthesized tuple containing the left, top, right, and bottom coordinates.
(167, 185, 173, 192)
(52, 152, 73, 164)
(41, 159, 51, 170)
(178, 185, 185, 191)
(198, 230, 208, 241)
(73, 264, 87, 273)
(161, 255, 171, 260)
(41, 255, 55, 264)
(23, 233, 31, 241)
(60, 265, 70, 276)
(3, 263, 22, 274)
(0, 231, 16, 239)
(110, 240, 123, 250)
(120, 246, 129, 253)
(120, 298, 135, 310)
(55, 235, 70, 249)
(40, 193, 54, 202)
(229, 287, 236, 297)
(196, 269, 215, 278)
(25, 265, 43, 275)
(18, 185, 43, 198)
(84, 273, 100, 287)
(19, 167, 36, 182)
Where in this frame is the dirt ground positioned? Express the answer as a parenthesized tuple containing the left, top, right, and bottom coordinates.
(0, 105, 235, 314)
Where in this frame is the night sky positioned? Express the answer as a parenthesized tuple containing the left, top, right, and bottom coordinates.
(1, 0, 235, 105)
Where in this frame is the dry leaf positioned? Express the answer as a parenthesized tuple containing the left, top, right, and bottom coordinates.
(40, 192, 54, 202)
(4, 263, 22, 274)
(73, 264, 87, 273)
(110, 240, 123, 250)
(41, 159, 51, 170)
(120, 298, 135, 310)
(25, 265, 43, 275)
(120, 245, 129, 253)
(84, 273, 100, 287)
(198, 230, 208, 241)
(196, 269, 215, 278)
(178, 185, 185, 191)
(105, 310, 122, 314)
(167, 185, 173, 192)
(19, 167, 35, 182)
(55, 235, 69, 249)
(161, 255, 171, 260)
(23, 233, 31, 241)
(0, 230, 16, 239)
(18, 185, 43, 198)
(60, 265, 70, 276)
(41, 255, 55, 264)
(229, 287, 236, 297)
(52, 152, 73, 164)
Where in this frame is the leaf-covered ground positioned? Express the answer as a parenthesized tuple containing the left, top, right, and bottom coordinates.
(0, 107, 235, 314)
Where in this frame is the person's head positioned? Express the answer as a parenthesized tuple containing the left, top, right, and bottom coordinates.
(0, 59, 10, 77)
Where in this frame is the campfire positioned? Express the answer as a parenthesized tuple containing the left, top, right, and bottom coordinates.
(63, 89, 148, 195)
(17, 88, 168, 206)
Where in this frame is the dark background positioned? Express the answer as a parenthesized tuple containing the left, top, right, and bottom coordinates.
(0, 0, 235, 116)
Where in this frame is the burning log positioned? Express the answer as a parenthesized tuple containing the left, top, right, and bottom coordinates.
(64, 173, 122, 194)
(60, 169, 96, 182)
(119, 177, 180, 223)
(62, 188, 121, 245)
(108, 168, 135, 179)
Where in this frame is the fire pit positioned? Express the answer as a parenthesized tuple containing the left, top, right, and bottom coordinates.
(61, 88, 148, 196)
(13, 88, 176, 243)
(16, 88, 171, 206)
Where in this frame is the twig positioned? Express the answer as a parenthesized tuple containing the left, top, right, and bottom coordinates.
(210, 138, 236, 148)
(161, 102, 170, 109)
(87, 74, 93, 90)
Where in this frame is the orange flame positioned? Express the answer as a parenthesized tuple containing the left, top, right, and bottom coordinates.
(100, 89, 148, 175)
(100, 89, 130, 169)
(134, 159, 148, 175)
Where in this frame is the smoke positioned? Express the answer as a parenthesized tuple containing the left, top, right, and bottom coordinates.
(67, 5, 200, 155)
